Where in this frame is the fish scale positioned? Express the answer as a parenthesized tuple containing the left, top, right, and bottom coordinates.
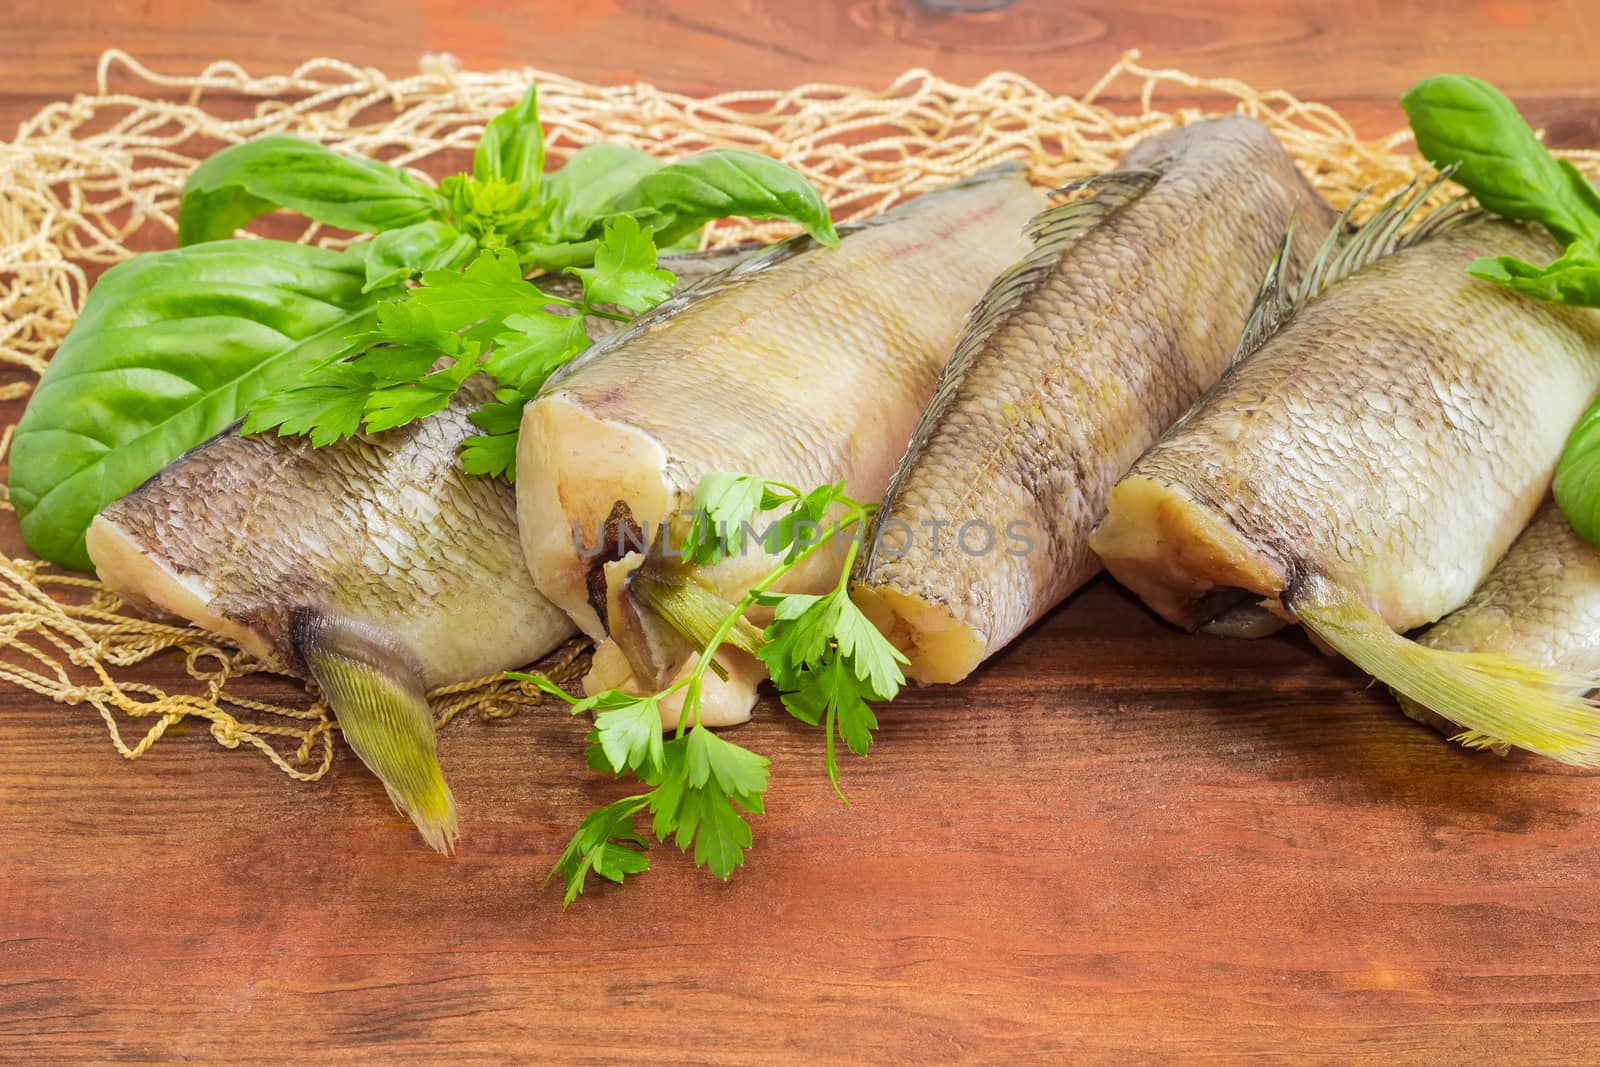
(851, 116, 1336, 684)
(1091, 206, 1600, 765)
(1397, 501, 1600, 740)
(1104, 220, 1596, 630)
(92, 375, 569, 682)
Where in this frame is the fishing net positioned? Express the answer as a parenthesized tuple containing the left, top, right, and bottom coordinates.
(1, 48, 1586, 783)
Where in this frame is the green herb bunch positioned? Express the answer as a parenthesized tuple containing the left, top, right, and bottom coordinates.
(10, 86, 837, 570)
(518, 474, 908, 905)
(1404, 76, 1600, 547)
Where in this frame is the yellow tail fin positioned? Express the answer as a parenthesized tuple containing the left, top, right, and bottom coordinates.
(1288, 573, 1600, 766)
(296, 614, 459, 854)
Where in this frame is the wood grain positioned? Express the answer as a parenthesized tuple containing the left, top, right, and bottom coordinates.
(3, 0, 1599, 140)
(5, 1, 1600, 1061)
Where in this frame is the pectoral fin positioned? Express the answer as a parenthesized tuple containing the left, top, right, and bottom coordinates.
(294, 612, 459, 854)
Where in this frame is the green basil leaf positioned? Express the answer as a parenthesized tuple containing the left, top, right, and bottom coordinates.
(473, 86, 545, 201)
(361, 220, 478, 292)
(177, 135, 443, 245)
(1402, 75, 1600, 247)
(1556, 397, 1600, 548)
(1468, 249, 1600, 306)
(601, 148, 838, 248)
(542, 144, 663, 243)
(10, 240, 390, 571)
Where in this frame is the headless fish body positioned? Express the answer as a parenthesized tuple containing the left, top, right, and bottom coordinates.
(1398, 501, 1600, 740)
(87, 381, 571, 852)
(86, 250, 745, 852)
(518, 166, 1046, 725)
(1090, 194, 1600, 764)
(850, 116, 1335, 683)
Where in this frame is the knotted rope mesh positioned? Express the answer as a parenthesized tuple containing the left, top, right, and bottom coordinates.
(0, 48, 1579, 783)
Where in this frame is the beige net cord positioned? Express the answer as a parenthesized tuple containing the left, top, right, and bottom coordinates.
(1, 48, 1594, 784)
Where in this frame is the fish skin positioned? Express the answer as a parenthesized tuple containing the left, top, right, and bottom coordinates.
(850, 116, 1336, 684)
(1090, 215, 1600, 638)
(87, 375, 574, 686)
(83, 247, 748, 681)
(86, 375, 567, 853)
(518, 165, 1047, 725)
(1398, 500, 1600, 737)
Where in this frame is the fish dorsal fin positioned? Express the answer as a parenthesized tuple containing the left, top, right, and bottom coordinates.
(1231, 169, 1474, 365)
(1028, 165, 1168, 248)
(932, 165, 1165, 393)
(545, 162, 1033, 390)
(868, 165, 1166, 540)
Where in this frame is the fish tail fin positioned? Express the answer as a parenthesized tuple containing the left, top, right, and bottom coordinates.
(295, 613, 459, 854)
(1287, 574, 1600, 766)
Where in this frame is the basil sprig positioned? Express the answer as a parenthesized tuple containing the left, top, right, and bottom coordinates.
(176, 87, 837, 283)
(1403, 75, 1600, 546)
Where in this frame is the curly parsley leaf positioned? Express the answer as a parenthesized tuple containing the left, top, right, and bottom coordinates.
(511, 672, 668, 780)
(536, 704, 770, 900)
(680, 472, 771, 565)
(536, 475, 907, 900)
(752, 515, 906, 792)
(245, 220, 668, 458)
(460, 386, 532, 480)
(677, 472, 841, 566)
(483, 311, 589, 389)
(780, 653, 879, 790)
(832, 594, 909, 700)
(362, 351, 479, 433)
(686, 723, 770, 799)
(569, 215, 676, 313)
(673, 777, 756, 877)
(766, 481, 845, 561)
(239, 358, 373, 447)
(592, 694, 668, 778)
(411, 247, 559, 323)
(546, 794, 653, 907)
(650, 731, 766, 876)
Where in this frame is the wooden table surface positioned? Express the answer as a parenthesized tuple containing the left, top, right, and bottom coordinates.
(6, 2, 1600, 1061)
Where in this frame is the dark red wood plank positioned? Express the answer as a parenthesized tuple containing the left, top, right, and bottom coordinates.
(5, 2, 1600, 1060)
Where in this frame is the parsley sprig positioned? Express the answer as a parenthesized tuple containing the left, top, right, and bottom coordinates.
(518, 475, 909, 905)
(211, 84, 835, 482)
(242, 216, 674, 480)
